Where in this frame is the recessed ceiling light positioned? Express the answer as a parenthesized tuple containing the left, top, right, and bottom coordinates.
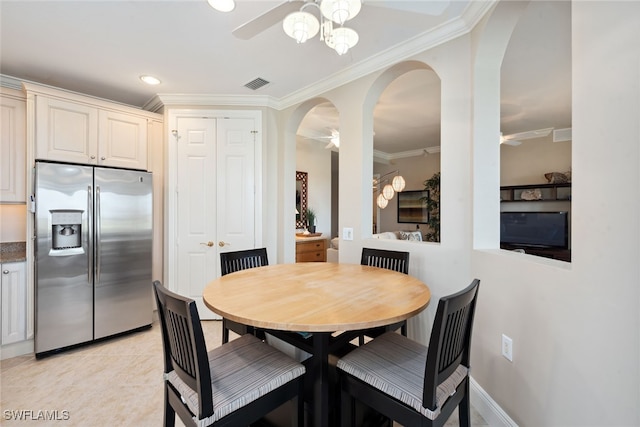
(140, 75, 161, 85)
(207, 0, 235, 12)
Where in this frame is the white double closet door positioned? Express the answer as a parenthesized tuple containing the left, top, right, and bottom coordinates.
(168, 111, 262, 319)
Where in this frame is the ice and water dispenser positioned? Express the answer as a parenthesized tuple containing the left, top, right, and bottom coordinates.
(50, 209, 83, 250)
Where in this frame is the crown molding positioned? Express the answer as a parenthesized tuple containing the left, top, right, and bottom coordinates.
(276, 1, 495, 110)
(0, 74, 25, 91)
(152, 93, 279, 110)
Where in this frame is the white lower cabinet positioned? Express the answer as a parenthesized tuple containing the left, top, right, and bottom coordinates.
(1, 262, 27, 345)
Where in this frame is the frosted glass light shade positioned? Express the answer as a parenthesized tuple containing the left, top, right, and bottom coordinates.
(377, 193, 388, 209)
(320, 0, 361, 24)
(382, 184, 395, 200)
(207, 0, 235, 12)
(283, 11, 320, 44)
(392, 175, 406, 192)
(325, 27, 358, 55)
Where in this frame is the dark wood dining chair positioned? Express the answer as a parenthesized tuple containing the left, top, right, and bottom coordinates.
(337, 279, 480, 427)
(219, 247, 268, 343)
(153, 281, 306, 427)
(359, 247, 410, 343)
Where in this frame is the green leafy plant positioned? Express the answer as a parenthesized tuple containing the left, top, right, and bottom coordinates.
(305, 208, 316, 227)
(421, 172, 440, 242)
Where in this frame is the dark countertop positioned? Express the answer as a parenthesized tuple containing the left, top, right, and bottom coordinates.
(0, 241, 27, 263)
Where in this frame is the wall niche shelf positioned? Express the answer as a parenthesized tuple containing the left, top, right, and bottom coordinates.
(500, 183, 571, 202)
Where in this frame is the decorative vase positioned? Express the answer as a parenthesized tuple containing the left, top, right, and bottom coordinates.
(308, 225, 316, 234)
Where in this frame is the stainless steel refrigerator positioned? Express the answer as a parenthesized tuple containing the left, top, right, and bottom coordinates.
(34, 161, 152, 356)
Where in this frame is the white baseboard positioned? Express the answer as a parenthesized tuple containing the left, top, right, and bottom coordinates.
(470, 376, 518, 427)
(1, 339, 34, 360)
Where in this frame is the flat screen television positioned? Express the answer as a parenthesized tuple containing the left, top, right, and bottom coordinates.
(500, 211, 569, 249)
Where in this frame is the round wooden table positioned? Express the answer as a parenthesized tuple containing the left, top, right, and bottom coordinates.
(203, 262, 431, 427)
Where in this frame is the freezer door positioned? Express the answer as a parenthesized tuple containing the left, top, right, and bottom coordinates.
(35, 162, 94, 354)
(94, 168, 152, 339)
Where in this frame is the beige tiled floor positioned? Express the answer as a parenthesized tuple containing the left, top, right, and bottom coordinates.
(1, 321, 487, 426)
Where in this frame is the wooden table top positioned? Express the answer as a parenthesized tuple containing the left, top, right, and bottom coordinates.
(203, 262, 431, 332)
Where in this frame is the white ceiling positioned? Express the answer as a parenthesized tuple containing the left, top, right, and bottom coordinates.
(0, 0, 571, 155)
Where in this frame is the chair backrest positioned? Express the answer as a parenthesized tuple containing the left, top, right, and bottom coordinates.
(153, 281, 214, 419)
(220, 248, 269, 276)
(360, 247, 410, 274)
(422, 279, 480, 411)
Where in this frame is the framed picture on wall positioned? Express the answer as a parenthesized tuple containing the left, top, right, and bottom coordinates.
(397, 190, 430, 224)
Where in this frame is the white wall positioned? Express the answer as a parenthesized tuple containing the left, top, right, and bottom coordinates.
(0, 204, 26, 243)
(275, 2, 639, 425)
(470, 1, 639, 425)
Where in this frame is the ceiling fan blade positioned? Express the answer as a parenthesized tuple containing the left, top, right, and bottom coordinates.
(503, 127, 554, 141)
(501, 139, 522, 146)
(232, 1, 304, 40)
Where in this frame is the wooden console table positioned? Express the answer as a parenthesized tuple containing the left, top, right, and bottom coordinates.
(296, 236, 327, 262)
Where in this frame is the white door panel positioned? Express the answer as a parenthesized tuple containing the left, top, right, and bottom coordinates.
(217, 118, 255, 253)
(173, 114, 258, 320)
(176, 118, 218, 318)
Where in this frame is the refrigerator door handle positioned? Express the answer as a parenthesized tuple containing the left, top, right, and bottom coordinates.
(96, 185, 101, 285)
(88, 185, 93, 284)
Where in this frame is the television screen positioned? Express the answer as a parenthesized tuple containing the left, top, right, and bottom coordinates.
(500, 211, 569, 249)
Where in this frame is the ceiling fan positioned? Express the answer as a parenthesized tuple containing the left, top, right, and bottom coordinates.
(500, 127, 554, 146)
(232, 0, 449, 54)
(304, 128, 340, 149)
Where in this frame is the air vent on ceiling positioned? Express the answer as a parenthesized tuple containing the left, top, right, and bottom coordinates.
(244, 77, 270, 91)
(553, 128, 572, 142)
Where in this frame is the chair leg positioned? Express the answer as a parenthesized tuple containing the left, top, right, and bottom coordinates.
(222, 319, 230, 344)
(458, 382, 471, 427)
(340, 388, 355, 427)
(164, 386, 176, 427)
(293, 380, 305, 427)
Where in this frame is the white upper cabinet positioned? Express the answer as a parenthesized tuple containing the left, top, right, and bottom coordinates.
(98, 110, 148, 169)
(0, 89, 26, 202)
(27, 83, 160, 171)
(35, 96, 99, 165)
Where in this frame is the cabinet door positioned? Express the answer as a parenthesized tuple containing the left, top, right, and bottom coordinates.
(36, 96, 99, 164)
(1, 262, 27, 345)
(98, 110, 148, 170)
(0, 95, 26, 202)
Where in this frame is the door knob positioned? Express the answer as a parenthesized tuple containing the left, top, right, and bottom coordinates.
(200, 241, 214, 247)
(218, 241, 229, 247)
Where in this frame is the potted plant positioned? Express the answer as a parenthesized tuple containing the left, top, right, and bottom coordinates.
(421, 172, 440, 242)
(306, 208, 317, 233)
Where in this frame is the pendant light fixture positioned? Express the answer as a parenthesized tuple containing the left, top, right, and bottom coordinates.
(283, 0, 360, 55)
(376, 193, 388, 209)
(382, 184, 395, 200)
(373, 170, 406, 209)
(392, 175, 406, 192)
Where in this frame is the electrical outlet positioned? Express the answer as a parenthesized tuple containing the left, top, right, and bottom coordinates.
(343, 227, 354, 241)
(502, 334, 513, 362)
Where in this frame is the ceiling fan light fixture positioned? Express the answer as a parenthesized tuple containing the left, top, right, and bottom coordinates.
(283, 11, 320, 44)
(321, 0, 361, 25)
(392, 175, 406, 192)
(377, 193, 388, 209)
(207, 0, 235, 12)
(325, 26, 358, 55)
